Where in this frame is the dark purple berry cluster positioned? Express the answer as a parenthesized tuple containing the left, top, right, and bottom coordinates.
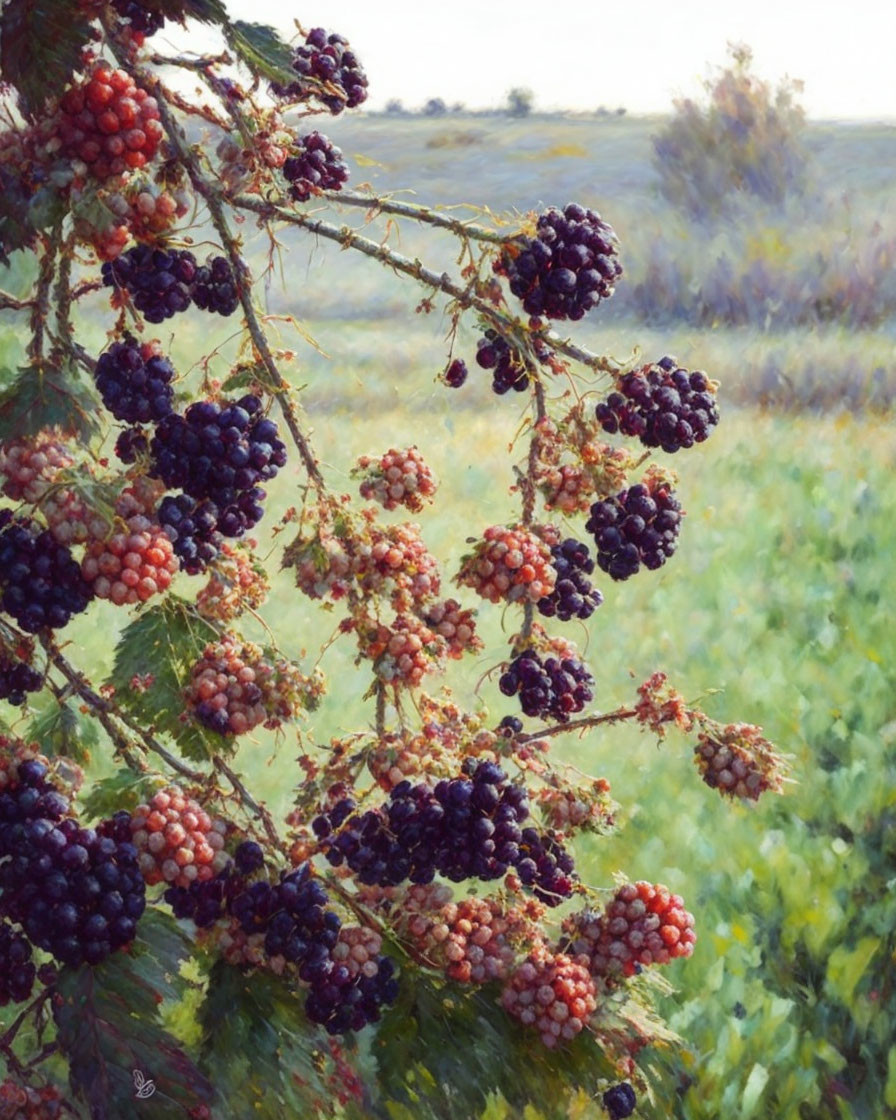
(0, 518, 93, 633)
(516, 828, 576, 903)
(0, 763, 145, 968)
(151, 394, 286, 544)
(595, 357, 719, 453)
(444, 358, 468, 388)
(102, 245, 197, 323)
(111, 0, 164, 36)
(283, 132, 349, 202)
(0, 654, 42, 706)
(271, 28, 368, 114)
(498, 715, 523, 737)
(166, 845, 398, 1035)
(475, 330, 528, 394)
(94, 336, 175, 424)
(538, 539, 603, 621)
(0, 919, 35, 1005)
(192, 255, 240, 317)
(499, 649, 594, 723)
(497, 203, 622, 321)
(114, 426, 149, 464)
(314, 761, 575, 905)
(603, 1082, 637, 1120)
(585, 482, 683, 580)
(157, 494, 223, 574)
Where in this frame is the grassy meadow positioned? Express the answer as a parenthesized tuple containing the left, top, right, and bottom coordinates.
(2, 110, 896, 1117)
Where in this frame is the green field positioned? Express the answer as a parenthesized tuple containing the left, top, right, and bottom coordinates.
(3, 110, 896, 1118)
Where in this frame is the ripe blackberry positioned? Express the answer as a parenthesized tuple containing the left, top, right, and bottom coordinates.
(283, 131, 349, 201)
(0, 651, 42, 707)
(130, 786, 229, 888)
(56, 64, 163, 180)
(158, 494, 223, 574)
(356, 446, 437, 513)
(271, 28, 369, 114)
(81, 513, 178, 605)
(111, 0, 165, 37)
(150, 396, 286, 533)
(0, 920, 35, 1005)
(102, 245, 197, 323)
(94, 335, 175, 424)
(233, 840, 265, 875)
(496, 203, 622, 321)
(444, 358, 468, 388)
(191, 255, 240, 317)
(499, 649, 594, 723)
(114, 426, 149, 463)
(603, 1083, 637, 1120)
(515, 827, 576, 903)
(457, 525, 556, 605)
(596, 357, 719, 453)
(538, 539, 603, 621)
(307, 925, 398, 1035)
(0, 518, 93, 633)
(501, 951, 597, 1047)
(475, 330, 528, 394)
(585, 481, 683, 580)
(498, 715, 523, 737)
(694, 722, 788, 802)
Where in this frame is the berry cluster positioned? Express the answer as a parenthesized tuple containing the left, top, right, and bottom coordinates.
(457, 525, 556, 604)
(422, 599, 482, 660)
(585, 480, 683, 580)
(94, 336, 175, 424)
(359, 614, 447, 688)
(0, 920, 35, 1005)
(102, 245, 197, 323)
(0, 518, 93, 632)
(111, 0, 165, 38)
(129, 786, 229, 888)
(114, 426, 149, 464)
(356, 446, 437, 513)
(157, 495, 222, 574)
(0, 650, 41, 707)
(355, 523, 440, 609)
(537, 539, 603, 622)
(151, 395, 286, 539)
(536, 780, 615, 836)
(0, 1080, 63, 1119)
(57, 64, 163, 180)
(444, 358, 468, 388)
(499, 649, 594, 723)
(565, 882, 696, 980)
(0, 758, 145, 967)
(496, 203, 622, 321)
(0, 434, 72, 503)
(500, 951, 598, 1048)
(192, 255, 240, 317)
(603, 1083, 637, 1120)
(195, 541, 269, 623)
(475, 330, 528, 395)
(315, 761, 575, 904)
(285, 518, 355, 601)
(595, 358, 719, 453)
(694, 722, 787, 802)
(81, 513, 178, 606)
(271, 28, 369, 114)
(283, 132, 349, 201)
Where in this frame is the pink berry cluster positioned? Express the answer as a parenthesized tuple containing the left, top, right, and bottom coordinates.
(500, 950, 598, 1047)
(456, 525, 557, 604)
(130, 787, 229, 888)
(356, 447, 437, 513)
(694, 722, 788, 801)
(81, 513, 178, 605)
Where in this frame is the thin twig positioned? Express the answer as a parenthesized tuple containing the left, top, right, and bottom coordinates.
(516, 706, 639, 743)
(212, 754, 284, 853)
(324, 190, 514, 246)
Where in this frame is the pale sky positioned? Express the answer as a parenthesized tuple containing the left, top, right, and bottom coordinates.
(172, 0, 896, 120)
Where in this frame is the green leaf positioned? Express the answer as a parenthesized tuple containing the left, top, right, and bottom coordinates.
(199, 961, 366, 1119)
(154, 0, 228, 24)
(374, 976, 617, 1120)
(109, 596, 219, 762)
(27, 699, 99, 765)
(80, 768, 161, 821)
(54, 912, 214, 1119)
(0, 0, 94, 111)
(0, 362, 101, 444)
(224, 21, 298, 87)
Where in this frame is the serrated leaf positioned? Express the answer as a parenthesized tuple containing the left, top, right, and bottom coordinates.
(199, 962, 367, 1119)
(54, 913, 214, 1119)
(109, 596, 218, 762)
(154, 0, 228, 24)
(80, 769, 161, 821)
(0, 0, 94, 111)
(374, 976, 617, 1120)
(27, 699, 98, 764)
(0, 362, 101, 444)
(224, 21, 298, 87)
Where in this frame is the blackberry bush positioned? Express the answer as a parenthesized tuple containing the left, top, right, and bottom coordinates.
(0, 6, 785, 1117)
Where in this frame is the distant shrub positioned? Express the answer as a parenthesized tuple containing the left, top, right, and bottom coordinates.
(652, 43, 808, 218)
(422, 97, 448, 117)
(506, 87, 534, 118)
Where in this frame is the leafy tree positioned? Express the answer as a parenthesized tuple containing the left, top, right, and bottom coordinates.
(506, 87, 534, 118)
